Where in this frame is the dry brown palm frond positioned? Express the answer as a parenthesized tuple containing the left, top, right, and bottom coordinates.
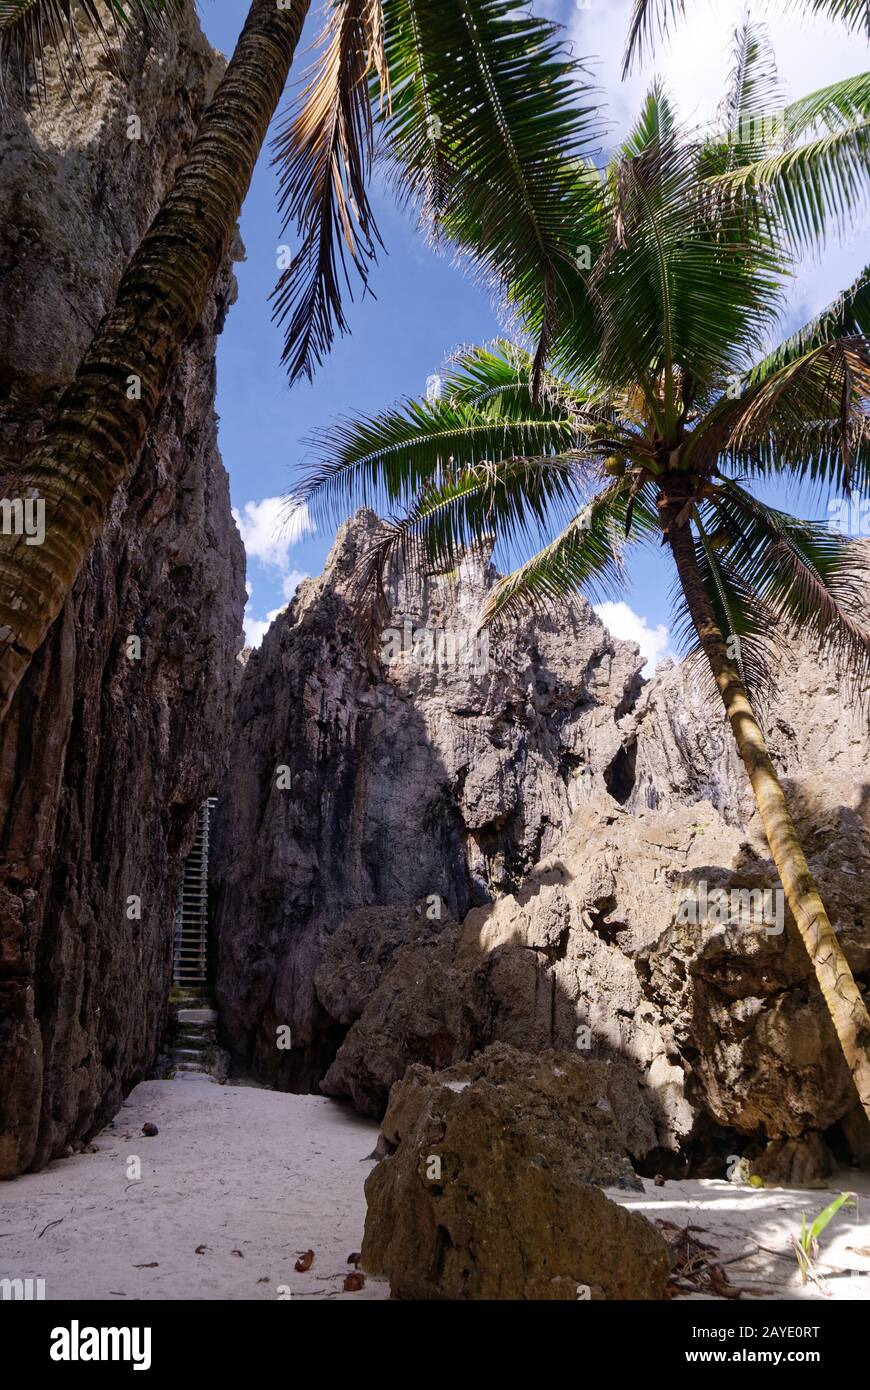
(270, 0, 390, 383)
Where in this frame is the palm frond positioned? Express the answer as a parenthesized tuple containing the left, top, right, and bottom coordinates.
(705, 72, 870, 250)
(622, 0, 684, 79)
(748, 264, 870, 379)
(379, 0, 603, 401)
(731, 338, 870, 493)
(624, 0, 870, 78)
(784, 0, 870, 37)
(720, 422, 870, 500)
(784, 70, 870, 133)
(701, 482, 870, 705)
(590, 84, 783, 413)
(717, 17, 783, 164)
(686, 331, 870, 493)
(294, 392, 587, 526)
(440, 339, 613, 425)
(270, 0, 389, 383)
(0, 0, 179, 104)
(480, 479, 659, 628)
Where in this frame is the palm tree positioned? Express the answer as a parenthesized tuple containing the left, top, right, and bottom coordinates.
(0, 0, 311, 716)
(0, 0, 595, 717)
(623, 0, 870, 76)
(294, 24, 870, 1120)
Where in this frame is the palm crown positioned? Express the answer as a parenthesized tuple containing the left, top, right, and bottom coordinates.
(623, 0, 870, 76)
(297, 22, 870, 702)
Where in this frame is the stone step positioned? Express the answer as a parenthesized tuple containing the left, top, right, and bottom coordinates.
(176, 1008, 218, 1025)
(175, 1026, 215, 1043)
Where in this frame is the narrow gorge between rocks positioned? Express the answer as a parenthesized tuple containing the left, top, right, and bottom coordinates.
(1, 0, 869, 1321)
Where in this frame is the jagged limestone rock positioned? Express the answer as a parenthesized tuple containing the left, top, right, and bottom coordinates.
(212, 509, 869, 1177)
(0, 3, 245, 1177)
(360, 1044, 672, 1300)
(321, 793, 870, 1175)
(212, 512, 645, 1088)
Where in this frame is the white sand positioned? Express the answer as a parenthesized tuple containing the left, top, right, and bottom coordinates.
(2, 1073, 868, 1301)
(607, 1173, 870, 1300)
(0, 1076, 390, 1301)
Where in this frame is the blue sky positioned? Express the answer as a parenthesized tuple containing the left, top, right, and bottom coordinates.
(199, 0, 868, 665)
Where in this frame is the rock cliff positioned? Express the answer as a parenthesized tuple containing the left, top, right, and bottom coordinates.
(210, 511, 645, 1088)
(212, 514, 870, 1176)
(0, 4, 245, 1177)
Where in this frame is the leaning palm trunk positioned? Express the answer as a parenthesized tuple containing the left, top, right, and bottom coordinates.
(669, 514, 870, 1123)
(0, 0, 311, 719)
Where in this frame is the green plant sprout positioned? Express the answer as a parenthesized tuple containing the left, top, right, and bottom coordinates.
(791, 1191, 857, 1286)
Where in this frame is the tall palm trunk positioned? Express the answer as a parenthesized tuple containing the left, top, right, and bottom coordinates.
(668, 513, 870, 1123)
(0, 0, 312, 719)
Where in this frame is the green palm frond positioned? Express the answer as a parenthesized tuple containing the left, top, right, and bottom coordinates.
(696, 21, 786, 184)
(620, 74, 680, 160)
(721, 422, 870, 499)
(784, 70, 870, 133)
(706, 72, 870, 249)
(0, 0, 179, 103)
(622, 0, 685, 79)
(272, 0, 601, 393)
(788, 0, 870, 36)
(748, 264, 870, 380)
(588, 83, 783, 418)
(439, 339, 616, 431)
(378, 0, 602, 401)
(295, 393, 587, 526)
(685, 332, 870, 491)
(481, 479, 659, 628)
(298, 25, 870, 716)
(704, 484, 870, 703)
(730, 339, 870, 493)
(717, 19, 783, 164)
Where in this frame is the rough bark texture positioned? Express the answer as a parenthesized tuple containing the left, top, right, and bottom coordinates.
(213, 512, 870, 1177)
(668, 516, 870, 1123)
(0, 5, 246, 1178)
(360, 1043, 672, 1300)
(0, 0, 309, 717)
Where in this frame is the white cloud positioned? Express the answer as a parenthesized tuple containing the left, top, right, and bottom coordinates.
(243, 606, 283, 649)
(232, 496, 313, 572)
(241, 573, 308, 649)
(594, 600, 674, 675)
(234, 499, 311, 647)
(281, 569, 307, 601)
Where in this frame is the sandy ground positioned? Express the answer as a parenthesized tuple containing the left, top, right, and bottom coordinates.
(0, 1076, 390, 1301)
(2, 1073, 868, 1302)
(607, 1174, 870, 1300)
